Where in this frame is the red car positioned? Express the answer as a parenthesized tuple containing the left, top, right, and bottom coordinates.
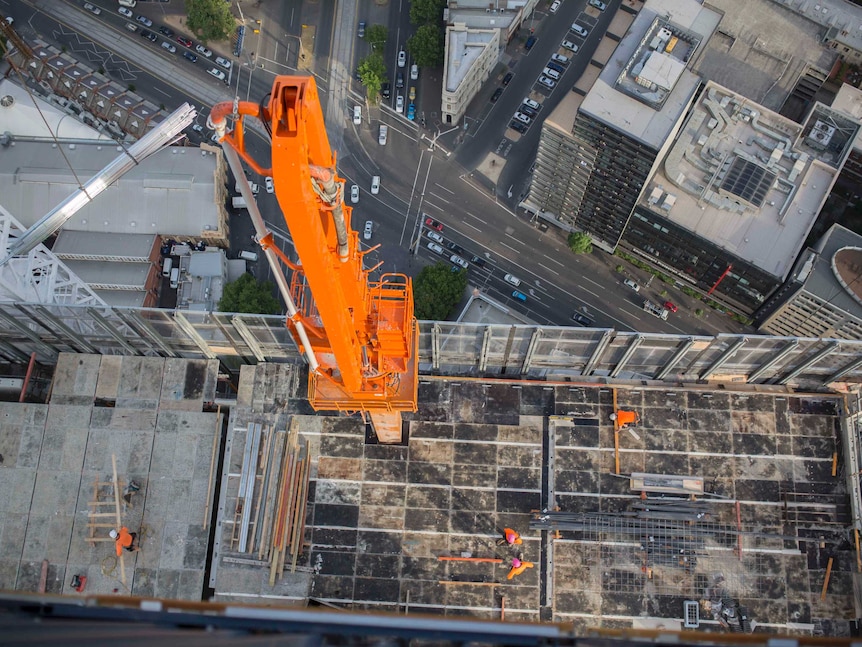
(663, 301, 678, 313)
(424, 216, 443, 231)
(176, 36, 193, 48)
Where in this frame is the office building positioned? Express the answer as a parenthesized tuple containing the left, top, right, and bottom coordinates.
(442, 23, 499, 125)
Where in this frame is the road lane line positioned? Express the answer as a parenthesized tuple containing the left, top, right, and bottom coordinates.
(424, 200, 444, 213)
(500, 242, 519, 253)
(429, 193, 451, 205)
(465, 211, 487, 225)
(538, 263, 560, 275)
(434, 183, 455, 195)
(505, 233, 524, 245)
(463, 221, 482, 232)
(543, 255, 565, 267)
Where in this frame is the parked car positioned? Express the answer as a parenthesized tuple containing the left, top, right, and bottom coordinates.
(520, 104, 537, 118)
(502, 72, 513, 86)
(177, 36, 193, 48)
(490, 88, 503, 103)
(161, 41, 177, 53)
(196, 44, 213, 57)
(446, 242, 464, 255)
(85, 3, 103, 15)
(363, 220, 373, 240)
(561, 40, 579, 53)
(115, 6, 130, 17)
(136, 15, 153, 27)
(509, 121, 527, 133)
(396, 72, 404, 89)
(525, 35, 537, 51)
(265, 177, 274, 194)
(571, 23, 589, 37)
(409, 86, 416, 101)
(410, 64, 418, 80)
(141, 30, 157, 42)
(589, 0, 608, 10)
(191, 124, 204, 134)
(663, 301, 678, 313)
(395, 95, 404, 113)
(427, 231, 444, 243)
(427, 242, 444, 255)
(512, 291, 527, 302)
(407, 103, 415, 121)
(215, 56, 232, 69)
(547, 61, 565, 74)
(450, 255, 469, 269)
(358, 21, 366, 38)
(514, 111, 531, 124)
(207, 67, 226, 81)
(425, 217, 443, 231)
(550, 0, 561, 13)
(623, 279, 640, 292)
(469, 255, 487, 268)
(183, 51, 198, 63)
(551, 53, 571, 66)
(397, 49, 406, 67)
(538, 76, 557, 89)
(159, 25, 174, 37)
(523, 97, 540, 111)
(350, 184, 359, 203)
(572, 313, 594, 327)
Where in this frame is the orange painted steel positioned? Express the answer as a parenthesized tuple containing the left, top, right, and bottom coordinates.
(211, 77, 417, 429)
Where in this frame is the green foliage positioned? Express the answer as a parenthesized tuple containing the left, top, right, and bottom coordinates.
(409, 0, 445, 26)
(567, 232, 593, 254)
(659, 289, 668, 297)
(366, 24, 388, 51)
(219, 273, 281, 315)
(615, 265, 624, 273)
(185, 0, 235, 43)
(413, 262, 467, 320)
(695, 308, 704, 318)
(357, 52, 387, 102)
(407, 24, 444, 67)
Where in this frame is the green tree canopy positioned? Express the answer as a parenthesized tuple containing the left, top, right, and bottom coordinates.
(219, 273, 281, 314)
(409, 0, 445, 26)
(413, 262, 467, 320)
(357, 52, 387, 102)
(366, 24, 388, 52)
(185, 0, 235, 43)
(567, 232, 593, 254)
(407, 24, 444, 68)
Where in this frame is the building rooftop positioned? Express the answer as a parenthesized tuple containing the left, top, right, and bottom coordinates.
(580, 0, 719, 148)
(545, 91, 585, 136)
(773, 0, 862, 57)
(639, 82, 858, 283)
(444, 24, 497, 93)
(447, 8, 517, 31)
(693, 0, 838, 114)
(53, 231, 157, 260)
(0, 141, 222, 238)
(63, 260, 151, 288)
(800, 224, 862, 319)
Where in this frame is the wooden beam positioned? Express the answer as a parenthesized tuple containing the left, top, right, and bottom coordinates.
(439, 580, 499, 586)
(204, 406, 221, 528)
(821, 557, 834, 600)
(438, 556, 503, 563)
(38, 560, 49, 593)
(832, 452, 838, 477)
(111, 454, 126, 587)
(855, 529, 861, 573)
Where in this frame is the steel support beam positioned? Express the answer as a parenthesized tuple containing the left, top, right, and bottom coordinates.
(520, 327, 542, 376)
(778, 342, 837, 385)
(173, 312, 218, 359)
(747, 339, 798, 383)
(583, 330, 613, 376)
(28, 305, 97, 354)
(610, 335, 644, 378)
(700, 337, 748, 380)
(825, 356, 862, 385)
(87, 308, 140, 356)
(116, 310, 178, 358)
(478, 325, 491, 373)
(655, 337, 695, 381)
(232, 316, 267, 363)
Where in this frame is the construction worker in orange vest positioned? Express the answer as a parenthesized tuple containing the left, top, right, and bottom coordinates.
(499, 527, 522, 545)
(507, 556, 534, 580)
(110, 527, 137, 556)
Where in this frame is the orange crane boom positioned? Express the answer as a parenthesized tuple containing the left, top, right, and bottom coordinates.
(210, 76, 417, 442)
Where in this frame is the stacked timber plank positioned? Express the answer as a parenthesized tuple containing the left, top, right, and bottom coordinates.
(231, 418, 310, 585)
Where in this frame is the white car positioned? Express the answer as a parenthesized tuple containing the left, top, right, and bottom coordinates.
(350, 184, 359, 203)
(363, 221, 373, 240)
(427, 242, 444, 255)
(395, 95, 404, 113)
(623, 279, 640, 292)
(265, 177, 274, 194)
(589, 0, 607, 10)
(215, 56, 231, 70)
(538, 76, 556, 89)
(397, 50, 406, 67)
(378, 124, 388, 145)
(353, 105, 362, 125)
(191, 124, 204, 133)
(523, 97, 540, 111)
(136, 15, 152, 27)
(514, 112, 531, 124)
(504, 274, 521, 286)
(410, 64, 418, 80)
(571, 23, 589, 37)
(161, 41, 176, 53)
(116, 7, 130, 18)
(370, 176, 380, 195)
(550, 0, 561, 13)
(551, 53, 570, 65)
(450, 255, 469, 269)
(196, 44, 213, 57)
(561, 40, 579, 53)
(207, 67, 226, 81)
(427, 230, 444, 243)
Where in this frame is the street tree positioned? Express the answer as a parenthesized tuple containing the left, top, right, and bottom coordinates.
(409, 0, 445, 26)
(407, 24, 444, 68)
(413, 263, 467, 320)
(567, 232, 593, 254)
(219, 273, 281, 315)
(185, 0, 236, 43)
(366, 24, 388, 52)
(357, 52, 387, 102)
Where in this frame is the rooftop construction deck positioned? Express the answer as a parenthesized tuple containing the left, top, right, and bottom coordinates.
(0, 355, 856, 636)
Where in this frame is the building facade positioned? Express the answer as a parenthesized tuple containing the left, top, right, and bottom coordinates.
(441, 23, 499, 125)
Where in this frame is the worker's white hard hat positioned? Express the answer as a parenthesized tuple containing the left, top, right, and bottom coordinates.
(109, 529, 118, 539)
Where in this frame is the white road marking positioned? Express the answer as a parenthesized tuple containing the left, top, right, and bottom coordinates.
(543, 255, 565, 267)
(429, 193, 451, 205)
(500, 242, 520, 253)
(538, 263, 560, 275)
(465, 211, 487, 225)
(434, 183, 455, 195)
(463, 221, 482, 232)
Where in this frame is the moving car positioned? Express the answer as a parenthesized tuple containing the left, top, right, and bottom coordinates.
(196, 44, 213, 57)
(425, 217, 443, 231)
(378, 124, 388, 145)
(353, 105, 362, 125)
(469, 255, 487, 268)
(509, 121, 527, 133)
(358, 21, 366, 38)
(396, 72, 404, 89)
(427, 242, 444, 255)
(663, 301, 678, 313)
(512, 291, 527, 302)
(504, 274, 521, 286)
(395, 95, 404, 113)
(572, 313, 593, 327)
(397, 50, 406, 67)
(363, 221, 373, 240)
(265, 177, 274, 194)
(561, 40, 579, 52)
(490, 88, 503, 103)
(550, 1, 561, 13)
(350, 184, 359, 203)
(370, 176, 380, 195)
(427, 231, 444, 243)
(136, 15, 153, 27)
(207, 67, 226, 81)
(381, 82, 391, 99)
(623, 279, 640, 292)
(191, 124, 204, 133)
(502, 72, 513, 86)
(215, 56, 231, 69)
(538, 76, 556, 89)
(571, 23, 589, 37)
(450, 255, 469, 269)
(411, 64, 418, 80)
(589, 0, 608, 10)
